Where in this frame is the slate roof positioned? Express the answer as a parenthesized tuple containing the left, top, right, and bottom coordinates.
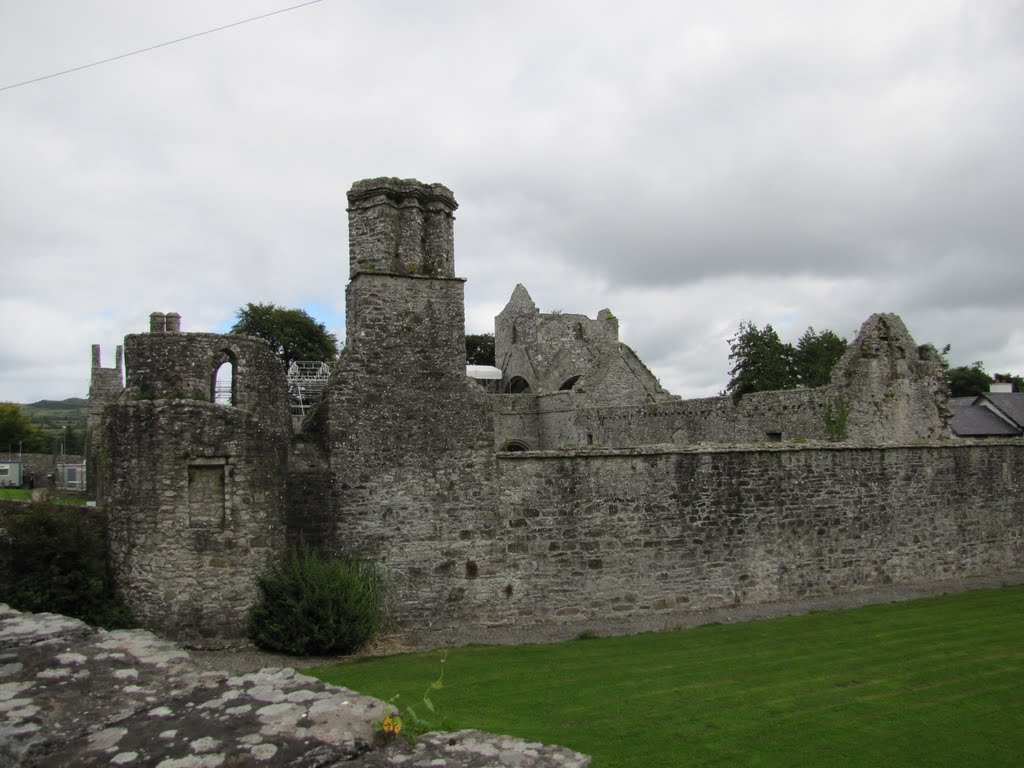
(978, 393, 1024, 429)
(950, 394, 1023, 437)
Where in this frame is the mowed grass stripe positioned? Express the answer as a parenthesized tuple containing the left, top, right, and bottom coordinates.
(307, 586, 1024, 767)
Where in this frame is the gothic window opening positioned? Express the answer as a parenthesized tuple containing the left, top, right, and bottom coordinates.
(506, 376, 532, 394)
(500, 439, 531, 452)
(559, 375, 582, 391)
(213, 351, 237, 405)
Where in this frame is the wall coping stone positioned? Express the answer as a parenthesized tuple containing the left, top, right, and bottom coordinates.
(0, 605, 590, 767)
(495, 437, 1024, 459)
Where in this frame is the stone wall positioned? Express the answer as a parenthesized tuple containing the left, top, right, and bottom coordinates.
(493, 387, 831, 451)
(0, 606, 591, 767)
(92, 176, 1009, 645)
(102, 400, 289, 640)
(667, 388, 832, 444)
(329, 439, 1023, 634)
(123, 331, 291, 437)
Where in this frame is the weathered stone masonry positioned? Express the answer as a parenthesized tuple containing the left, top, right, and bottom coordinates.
(93, 176, 1024, 641)
(100, 332, 290, 639)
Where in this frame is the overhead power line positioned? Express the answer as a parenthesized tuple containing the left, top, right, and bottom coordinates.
(0, 0, 326, 93)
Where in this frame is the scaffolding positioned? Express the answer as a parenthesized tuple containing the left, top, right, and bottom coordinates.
(287, 360, 331, 418)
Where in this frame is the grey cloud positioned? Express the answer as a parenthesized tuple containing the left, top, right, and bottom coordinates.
(1, 1, 1023, 401)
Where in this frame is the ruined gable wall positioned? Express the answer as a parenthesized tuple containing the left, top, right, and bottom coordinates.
(830, 313, 950, 441)
(368, 440, 1023, 637)
(495, 287, 626, 395)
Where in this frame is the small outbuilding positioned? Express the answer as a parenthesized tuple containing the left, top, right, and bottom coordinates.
(0, 460, 24, 488)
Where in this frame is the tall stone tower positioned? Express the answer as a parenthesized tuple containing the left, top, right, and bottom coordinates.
(85, 344, 123, 499)
(343, 177, 465, 380)
(311, 178, 495, 579)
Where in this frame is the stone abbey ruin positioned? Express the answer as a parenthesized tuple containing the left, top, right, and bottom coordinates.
(88, 177, 1023, 642)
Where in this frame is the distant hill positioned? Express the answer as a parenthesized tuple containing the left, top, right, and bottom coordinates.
(20, 398, 89, 454)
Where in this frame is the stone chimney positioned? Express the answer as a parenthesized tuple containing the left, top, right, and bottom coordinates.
(346, 177, 458, 278)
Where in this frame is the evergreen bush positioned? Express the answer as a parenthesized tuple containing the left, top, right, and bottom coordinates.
(250, 544, 386, 656)
(0, 502, 134, 629)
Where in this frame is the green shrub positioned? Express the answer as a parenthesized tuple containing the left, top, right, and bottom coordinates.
(250, 544, 386, 656)
(0, 503, 134, 629)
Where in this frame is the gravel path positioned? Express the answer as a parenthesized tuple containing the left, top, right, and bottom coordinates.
(187, 572, 1024, 676)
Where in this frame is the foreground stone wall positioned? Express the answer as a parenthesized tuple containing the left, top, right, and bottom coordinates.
(335, 440, 1023, 634)
(0, 606, 590, 767)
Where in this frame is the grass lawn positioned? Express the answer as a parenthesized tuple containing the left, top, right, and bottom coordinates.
(306, 585, 1024, 767)
(0, 489, 87, 505)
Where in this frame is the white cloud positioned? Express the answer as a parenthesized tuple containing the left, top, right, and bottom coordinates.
(1, 1, 1022, 402)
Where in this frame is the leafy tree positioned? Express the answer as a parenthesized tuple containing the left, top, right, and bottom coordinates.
(231, 303, 339, 369)
(946, 362, 993, 398)
(725, 321, 797, 402)
(0, 503, 134, 629)
(466, 333, 495, 366)
(0, 402, 48, 453)
(794, 327, 848, 388)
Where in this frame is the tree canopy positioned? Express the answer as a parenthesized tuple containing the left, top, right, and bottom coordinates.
(231, 303, 339, 369)
(0, 402, 48, 453)
(466, 333, 495, 366)
(725, 321, 849, 401)
(946, 362, 992, 398)
(945, 361, 1022, 397)
(794, 327, 849, 388)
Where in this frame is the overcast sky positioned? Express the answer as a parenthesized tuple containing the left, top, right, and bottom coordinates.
(2, 1, 1022, 404)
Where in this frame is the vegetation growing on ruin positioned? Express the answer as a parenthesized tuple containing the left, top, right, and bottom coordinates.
(308, 586, 1024, 767)
(0, 502, 134, 629)
(824, 394, 850, 440)
(250, 544, 387, 655)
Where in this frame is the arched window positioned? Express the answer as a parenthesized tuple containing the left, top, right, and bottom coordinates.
(500, 439, 531, 452)
(505, 376, 532, 394)
(213, 351, 237, 405)
(559, 375, 582, 391)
